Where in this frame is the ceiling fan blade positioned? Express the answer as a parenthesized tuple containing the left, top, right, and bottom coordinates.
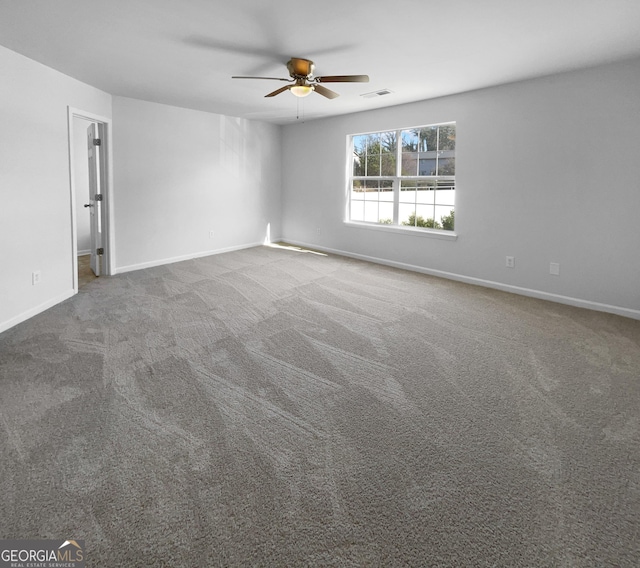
(232, 76, 291, 81)
(265, 85, 292, 97)
(315, 75, 370, 83)
(313, 84, 340, 99)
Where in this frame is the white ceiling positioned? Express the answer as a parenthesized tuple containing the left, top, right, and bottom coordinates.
(2, 0, 640, 124)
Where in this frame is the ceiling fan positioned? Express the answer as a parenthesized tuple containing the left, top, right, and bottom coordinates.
(232, 57, 369, 99)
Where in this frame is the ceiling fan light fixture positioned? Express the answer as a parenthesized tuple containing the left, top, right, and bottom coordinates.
(290, 84, 314, 98)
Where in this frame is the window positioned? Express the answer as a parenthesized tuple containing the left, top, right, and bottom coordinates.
(349, 122, 455, 231)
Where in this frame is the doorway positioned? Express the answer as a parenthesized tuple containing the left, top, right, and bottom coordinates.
(67, 108, 114, 292)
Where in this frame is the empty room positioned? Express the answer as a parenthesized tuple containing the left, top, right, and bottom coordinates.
(1, 1, 639, 566)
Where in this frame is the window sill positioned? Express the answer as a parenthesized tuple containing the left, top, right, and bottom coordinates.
(344, 221, 458, 240)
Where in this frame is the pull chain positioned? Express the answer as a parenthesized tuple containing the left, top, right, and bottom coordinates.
(296, 97, 305, 122)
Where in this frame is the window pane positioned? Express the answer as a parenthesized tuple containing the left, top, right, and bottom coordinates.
(401, 130, 419, 152)
(365, 179, 380, 201)
(438, 125, 456, 151)
(437, 157, 455, 175)
(351, 181, 366, 215)
(415, 205, 439, 228)
(420, 126, 438, 151)
(351, 199, 364, 222)
(364, 201, 378, 222)
(380, 185, 393, 202)
(379, 202, 393, 223)
(366, 154, 380, 176)
(401, 153, 418, 176)
(381, 153, 396, 176)
(399, 204, 416, 227)
(435, 189, 454, 206)
(353, 153, 364, 176)
(352, 135, 367, 176)
(435, 206, 454, 227)
(400, 181, 417, 209)
(366, 133, 380, 153)
(419, 158, 437, 176)
(416, 182, 435, 204)
(353, 135, 367, 154)
(439, 208, 455, 231)
(381, 131, 397, 153)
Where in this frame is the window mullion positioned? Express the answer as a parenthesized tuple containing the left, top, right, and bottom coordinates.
(433, 179, 437, 223)
(394, 130, 401, 225)
(392, 179, 399, 225)
(395, 129, 402, 177)
(435, 126, 440, 176)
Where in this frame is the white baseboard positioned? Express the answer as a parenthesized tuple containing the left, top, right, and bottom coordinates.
(0, 289, 75, 335)
(77, 250, 91, 257)
(116, 241, 270, 274)
(282, 239, 640, 321)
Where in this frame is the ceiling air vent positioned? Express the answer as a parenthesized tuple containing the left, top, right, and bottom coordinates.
(360, 89, 393, 99)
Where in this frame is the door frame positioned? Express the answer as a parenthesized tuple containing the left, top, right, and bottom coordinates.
(67, 107, 115, 292)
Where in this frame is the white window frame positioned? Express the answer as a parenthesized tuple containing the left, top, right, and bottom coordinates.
(345, 122, 456, 239)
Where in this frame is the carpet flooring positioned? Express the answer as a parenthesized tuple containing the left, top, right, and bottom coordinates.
(1, 245, 639, 566)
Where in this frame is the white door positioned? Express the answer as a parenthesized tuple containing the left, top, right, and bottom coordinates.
(87, 123, 102, 276)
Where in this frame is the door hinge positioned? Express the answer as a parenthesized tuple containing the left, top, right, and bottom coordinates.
(95, 193, 103, 201)
(93, 138, 102, 146)
(96, 248, 104, 255)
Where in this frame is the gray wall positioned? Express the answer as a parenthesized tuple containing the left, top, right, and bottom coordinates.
(112, 97, 282, 271)
(0, 45, 112, 332)
(280, 58, 640, 317)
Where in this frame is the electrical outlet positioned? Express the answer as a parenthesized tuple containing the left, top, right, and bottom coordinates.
(506, 256, 515, 268)
(32, 271, 41, 285)
(316, 227, 321, 236)
(550, 262, 560, 276)
(209, 230, 215, 239)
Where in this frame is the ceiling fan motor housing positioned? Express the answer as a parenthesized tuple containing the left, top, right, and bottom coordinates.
(287, 58, 314, 78)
